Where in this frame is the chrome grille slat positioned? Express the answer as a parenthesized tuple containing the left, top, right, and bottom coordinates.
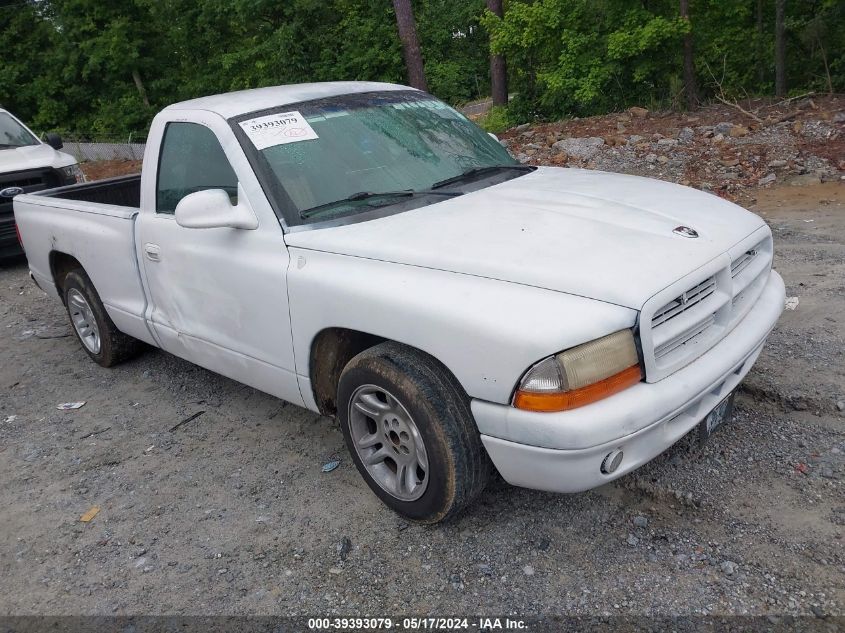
(651, 276, 716, 327)
(731, 249, 757, 278)
(654, 314, 716, 358)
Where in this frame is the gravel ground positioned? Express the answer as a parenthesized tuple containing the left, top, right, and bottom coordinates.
(500, 96, 845, 198)
(0, 183, 843, 620)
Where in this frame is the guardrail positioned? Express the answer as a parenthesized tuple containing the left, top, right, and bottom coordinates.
(61, 137, 147, 162)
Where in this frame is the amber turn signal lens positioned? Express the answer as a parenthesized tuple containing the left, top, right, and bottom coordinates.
(513, 364, 643, 412)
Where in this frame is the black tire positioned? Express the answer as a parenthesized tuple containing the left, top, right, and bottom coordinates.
(63, 269, 143, 367)
(337, 341, 492, 523)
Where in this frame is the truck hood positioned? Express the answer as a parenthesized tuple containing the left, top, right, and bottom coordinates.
(285, 167, 766, 309)
(0, 143, 76, 173)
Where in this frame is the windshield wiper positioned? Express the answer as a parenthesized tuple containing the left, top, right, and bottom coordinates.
(300, 189, 461, 219)
(431, 164, 534, 190)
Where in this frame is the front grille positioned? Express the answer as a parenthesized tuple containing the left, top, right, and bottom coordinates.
(0, 167, 60, 200)
(729, 239, 771, 323)
(651, 276, 716, 328)
(640, 233, 773, 382)
(1, 175, 43, 189)
(651, 274, 721, 364)
(0, 167, 61, 218)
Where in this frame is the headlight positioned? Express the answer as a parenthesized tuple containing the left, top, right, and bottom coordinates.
(513, 329, 643, 412)
(59, 163, 86, 184)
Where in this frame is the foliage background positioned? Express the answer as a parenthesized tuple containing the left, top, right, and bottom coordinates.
(0, 0, 842, 137)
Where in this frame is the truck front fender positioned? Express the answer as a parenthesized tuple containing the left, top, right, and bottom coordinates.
(287, 248, 637, 407)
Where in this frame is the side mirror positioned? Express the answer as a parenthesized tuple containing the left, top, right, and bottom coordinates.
(45, 133, 63, 150)
(174, 184, 258, 230)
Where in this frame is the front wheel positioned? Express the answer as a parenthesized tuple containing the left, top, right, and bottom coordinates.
(337, 342, 492, 523)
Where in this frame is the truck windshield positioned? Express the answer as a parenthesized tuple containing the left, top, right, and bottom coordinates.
(233, 91, 520, 226)
(0, 113, 39, 149)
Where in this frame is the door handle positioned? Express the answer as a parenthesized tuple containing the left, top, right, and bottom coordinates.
(144, 243, 161, 262)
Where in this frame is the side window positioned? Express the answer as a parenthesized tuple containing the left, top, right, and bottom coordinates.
(156, 122, 238, 214)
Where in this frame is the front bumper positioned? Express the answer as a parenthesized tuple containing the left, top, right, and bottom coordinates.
(472, 270, 785, 493)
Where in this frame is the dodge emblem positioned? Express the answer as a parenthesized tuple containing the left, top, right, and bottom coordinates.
(673, 225, 699, 238)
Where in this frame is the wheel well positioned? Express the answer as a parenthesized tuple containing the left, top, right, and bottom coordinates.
(49, 251, 83, 301)
(310, 328, 385, 416)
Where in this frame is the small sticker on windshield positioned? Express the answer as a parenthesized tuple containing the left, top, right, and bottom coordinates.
(239, 111, 319, 150)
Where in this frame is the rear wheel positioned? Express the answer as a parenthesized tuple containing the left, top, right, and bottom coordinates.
(338, 342, 492, 523)
(63, 269, 143, 367)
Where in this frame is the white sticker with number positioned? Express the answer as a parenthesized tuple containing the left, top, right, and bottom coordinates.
(238, 111, 319, 150)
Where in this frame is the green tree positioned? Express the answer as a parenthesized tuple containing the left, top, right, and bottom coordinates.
(417, 0, 490, 103)
(2, 0, 842, 136)
(484, 0, 689, 119)
(0, 1, 63, 132)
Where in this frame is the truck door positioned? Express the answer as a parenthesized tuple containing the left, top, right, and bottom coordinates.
(135, 111, 303, 406)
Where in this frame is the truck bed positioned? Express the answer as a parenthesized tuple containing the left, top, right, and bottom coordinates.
(38, 173, 141, 208)
(13, 174, 153, 346)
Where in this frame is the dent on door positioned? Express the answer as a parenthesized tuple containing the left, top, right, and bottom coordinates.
(141, 218, 304, 406)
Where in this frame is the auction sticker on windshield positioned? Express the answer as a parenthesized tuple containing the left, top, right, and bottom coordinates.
(239, 111, 319, 150)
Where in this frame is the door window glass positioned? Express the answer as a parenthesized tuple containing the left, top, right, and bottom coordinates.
(156, 122, 238, 213)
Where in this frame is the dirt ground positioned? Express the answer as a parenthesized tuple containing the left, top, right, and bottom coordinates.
(0, 176, 843, 617)
(79, 160, 142, 182)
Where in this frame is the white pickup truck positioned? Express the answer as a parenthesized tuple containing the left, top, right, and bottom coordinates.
(15, 82, 785, 522)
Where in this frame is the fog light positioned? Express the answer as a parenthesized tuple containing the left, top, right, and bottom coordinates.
(601, 449, 623, 474)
